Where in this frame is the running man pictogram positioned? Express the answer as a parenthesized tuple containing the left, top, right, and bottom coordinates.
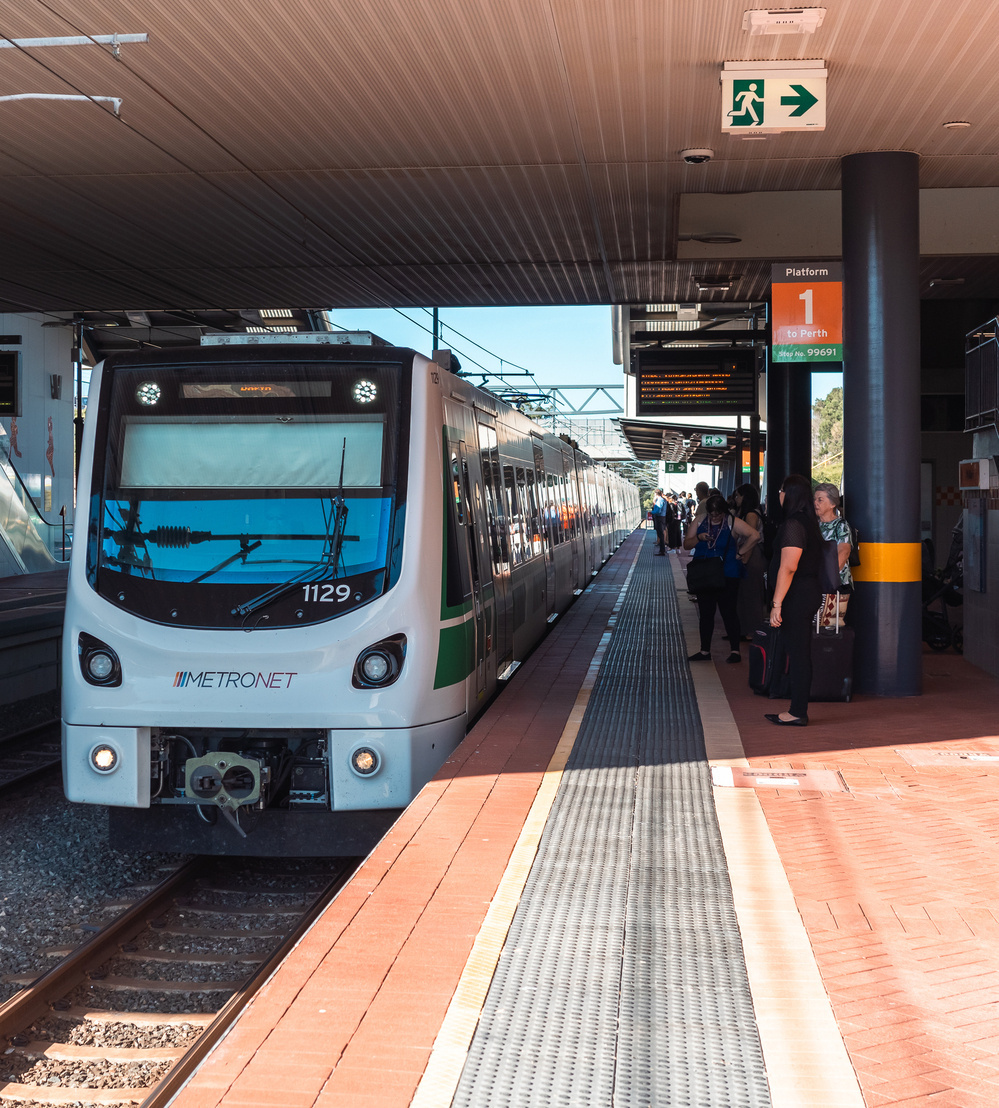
(728, 80, 764, 126)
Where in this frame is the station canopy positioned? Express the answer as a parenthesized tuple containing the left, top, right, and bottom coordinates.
(0, 0, 995, 315)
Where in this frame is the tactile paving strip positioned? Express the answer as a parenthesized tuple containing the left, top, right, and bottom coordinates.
(453, 535, 772, 1108)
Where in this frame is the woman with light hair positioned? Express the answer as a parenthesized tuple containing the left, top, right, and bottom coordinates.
(813, 482, 854, 628)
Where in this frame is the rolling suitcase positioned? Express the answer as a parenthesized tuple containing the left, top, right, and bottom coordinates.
(809, 594, 854, 701)
(748, 623, 790, 699)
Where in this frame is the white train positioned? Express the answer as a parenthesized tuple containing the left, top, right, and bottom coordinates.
(62, 334, 640, 855)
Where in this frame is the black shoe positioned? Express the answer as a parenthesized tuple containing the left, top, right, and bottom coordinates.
(764, 713, 808, 727)
(688, 651, 711, 662)
(726, 651, 742, 663)
(654, 551, 665, 556)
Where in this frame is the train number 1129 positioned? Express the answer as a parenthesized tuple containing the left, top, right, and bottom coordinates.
(303, 583, 352, 603)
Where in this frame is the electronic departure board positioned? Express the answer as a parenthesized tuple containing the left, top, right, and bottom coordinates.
(0, 350, 19, 416)
(635, 349, 757, 416)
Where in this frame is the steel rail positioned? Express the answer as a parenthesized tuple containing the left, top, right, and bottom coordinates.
(139, 858, 359, 1108)
(0, 857, 204, 1038)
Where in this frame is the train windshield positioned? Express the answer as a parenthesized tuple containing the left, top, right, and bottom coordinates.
(91, 360, 406, 628)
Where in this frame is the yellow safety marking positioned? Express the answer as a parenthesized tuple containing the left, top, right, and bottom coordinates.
(671, 557, 865, 1108)
(850, 541, 921, 583)
(410, 541, 643, 1108)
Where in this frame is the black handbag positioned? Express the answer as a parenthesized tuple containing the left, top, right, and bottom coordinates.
(686, 554, 726, 592)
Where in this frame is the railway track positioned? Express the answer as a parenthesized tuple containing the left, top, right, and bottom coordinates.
(0, 720, 61, 794)
(0, 854, 358, 1106)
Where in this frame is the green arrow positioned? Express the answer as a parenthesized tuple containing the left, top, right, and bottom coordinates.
(780, 84, 818, 117)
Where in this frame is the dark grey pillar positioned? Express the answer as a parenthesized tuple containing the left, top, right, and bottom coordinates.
(842, 151, 922, 696)
(764, 360, 787, 518)
(785, 366, 812, 479)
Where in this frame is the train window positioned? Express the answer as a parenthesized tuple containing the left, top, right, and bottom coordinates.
(478, 424, 507, 572)
(503, 464, 522, 565)
(525, 469, 542, 558)
(549, 471, 563, 545)
(119, 417, 385, 489)
(450, 452, 465, 525)
(515, 467, 531, 562)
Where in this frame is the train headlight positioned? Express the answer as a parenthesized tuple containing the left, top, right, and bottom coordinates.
(87, 651, 115, 681)
(352, 635, 406, 689)
(350, 746, 381, 776)
(361, 651, 390, 683)
(78, 633, 122, 687)
(89, 743, 119, 773)
(352, 379, 377, 404)
(136, 381, 161, 406)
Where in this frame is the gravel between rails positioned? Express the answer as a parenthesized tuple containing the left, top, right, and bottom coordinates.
(0, 783, 185, 1006)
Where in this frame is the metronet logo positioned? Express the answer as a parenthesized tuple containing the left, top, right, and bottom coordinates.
(174, 671, 298, 689)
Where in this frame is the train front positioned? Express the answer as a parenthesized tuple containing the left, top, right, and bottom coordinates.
(62, 344, 444, 855)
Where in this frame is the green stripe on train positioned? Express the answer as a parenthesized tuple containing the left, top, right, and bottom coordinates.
(434, 620, 475, 688)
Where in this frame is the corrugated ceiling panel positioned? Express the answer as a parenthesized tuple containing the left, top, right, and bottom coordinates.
(42, 0, 579, 171)
(255, 165, 601, 267)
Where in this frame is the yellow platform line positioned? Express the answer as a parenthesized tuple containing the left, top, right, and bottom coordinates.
(410, 543, 643, 1108)
(671, 557, 865, 1108)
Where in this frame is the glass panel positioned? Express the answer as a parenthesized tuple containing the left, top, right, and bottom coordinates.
(120, 419, 384, 488)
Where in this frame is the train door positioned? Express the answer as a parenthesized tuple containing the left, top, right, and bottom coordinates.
(443, 401, 492, 709)
(532, 438, 554, 618)
(563, 449, 580, 589)
(478, 420, 513, 677)
(459, 442, 488, 702)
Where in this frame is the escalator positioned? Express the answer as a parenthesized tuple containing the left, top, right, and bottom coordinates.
(0, 437, 67, 733)
(0, 433, 68, 574)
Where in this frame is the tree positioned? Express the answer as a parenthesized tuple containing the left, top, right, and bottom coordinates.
(812, 386, 843, 487)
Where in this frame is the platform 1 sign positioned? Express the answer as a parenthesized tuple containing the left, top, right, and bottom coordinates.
(771, 262, 842, 363)
(721, 62, 826, 134)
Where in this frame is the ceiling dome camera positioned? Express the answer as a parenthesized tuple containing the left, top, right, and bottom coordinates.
(681, 149, 714, 165)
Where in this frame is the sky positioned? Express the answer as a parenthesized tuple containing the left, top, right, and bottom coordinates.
(326, 305, 842, 404)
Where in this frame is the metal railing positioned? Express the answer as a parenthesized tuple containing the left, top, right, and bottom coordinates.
(965, 318, 999, 432)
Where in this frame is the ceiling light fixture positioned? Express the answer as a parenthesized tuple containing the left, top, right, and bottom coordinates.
(743, 8, 826, 35)
(678, 232, 743, 245)
(942, 120, 971, 129)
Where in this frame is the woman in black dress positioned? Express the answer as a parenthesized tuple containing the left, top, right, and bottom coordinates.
(766, 474, 823, 726)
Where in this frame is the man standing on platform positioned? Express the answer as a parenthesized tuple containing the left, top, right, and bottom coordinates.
(651, 488, 668, 556)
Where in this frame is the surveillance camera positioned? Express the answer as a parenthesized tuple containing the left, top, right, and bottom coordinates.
(681, 148, 714, 165)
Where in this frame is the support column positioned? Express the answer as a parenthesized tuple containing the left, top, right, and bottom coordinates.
(785, 366, 812, 479)
(764, 359, 810, 513)
(764, 358, 787, 517)
(842, 151, 922, 696)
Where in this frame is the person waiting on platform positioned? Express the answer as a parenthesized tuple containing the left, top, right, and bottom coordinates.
(651, 488, 669, 555)
(765, 474, 823, 726)
(813, 482, 854, 629)
(666, 494, 683, 551)
(733, 483, 767, 637)
(684, 494, 759, 663)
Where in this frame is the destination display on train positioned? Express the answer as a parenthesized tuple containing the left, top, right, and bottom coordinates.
(181, 381, 332, 399)
(637, 359, 756, 415)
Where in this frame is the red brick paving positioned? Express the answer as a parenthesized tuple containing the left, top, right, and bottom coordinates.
(169, 532, 642, 1108)
(717, 648, 999, 1107)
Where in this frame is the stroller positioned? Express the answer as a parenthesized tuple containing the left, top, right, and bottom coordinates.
(922, 520, 963, 653)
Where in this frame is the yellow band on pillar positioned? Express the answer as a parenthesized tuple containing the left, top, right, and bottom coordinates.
(851, 542, 922, 583)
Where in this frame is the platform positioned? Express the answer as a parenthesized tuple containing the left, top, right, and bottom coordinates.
(0, 567, 66, 732)
(169, 529, 999, 1108)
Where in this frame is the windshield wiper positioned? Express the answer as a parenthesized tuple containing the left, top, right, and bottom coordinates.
(192, 538, 263, 584)
(231, 440, 350, 619)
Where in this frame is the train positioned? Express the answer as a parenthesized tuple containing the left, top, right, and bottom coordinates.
(62, 334, 641, 855)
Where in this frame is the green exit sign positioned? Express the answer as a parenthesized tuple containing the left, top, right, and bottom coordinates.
(663, 462, 688, 474)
